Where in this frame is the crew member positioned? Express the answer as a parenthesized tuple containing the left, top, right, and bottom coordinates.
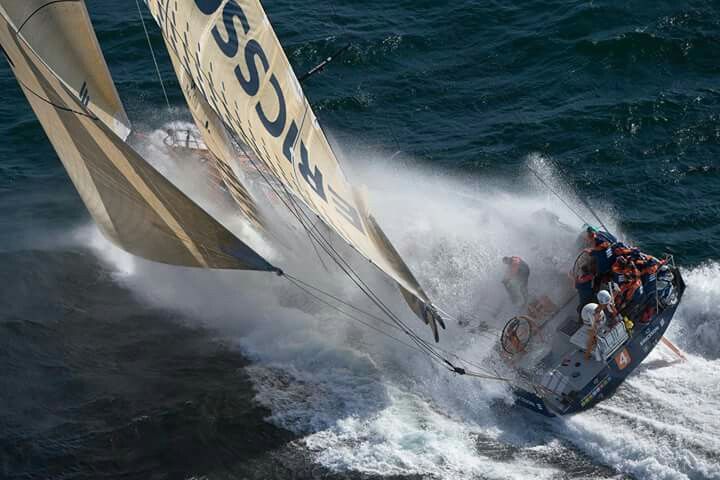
(580, 303, 605, 361)
(635, 254, 662, 305)
(584, 227, 617, 276)
(596, 289, 620, 327)
(612, 257, 644, 319)
(612, 242, 640, 260)
(502, 256, 530, 306)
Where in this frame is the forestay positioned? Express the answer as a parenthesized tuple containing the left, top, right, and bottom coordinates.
(144, 0, 443, 338)
(0, 2, 274, 271)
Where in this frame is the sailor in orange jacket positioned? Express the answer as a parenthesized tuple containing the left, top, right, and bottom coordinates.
(612, 257, 644, 317)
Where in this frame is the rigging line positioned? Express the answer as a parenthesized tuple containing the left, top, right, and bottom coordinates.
(550, 162, 612, 234)
(286, 272, 414, 333)
(527, 165, 590, 227)
(225, 127, 454, 367)
(233, 127, 329, 273)
(577, 193, 611, 234)
(285, 271, 489, 367)
(284, 274, 511, 382)
(284, 276, 440, 362)
(134, 4, 481, 377)
(16, 79, 98, 120)
(135, 0, 171, 111)
(222, 128, 407, 339)
(240, 146, 497, 373)
(287, 198, 447, 362)
(307, 217, 331, 272)
(297, 213, 441, 361)
(252, 162, 476, 369)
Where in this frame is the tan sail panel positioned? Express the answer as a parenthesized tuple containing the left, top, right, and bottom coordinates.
(0, 1, 131, 139)
(0, 8, 274, 271)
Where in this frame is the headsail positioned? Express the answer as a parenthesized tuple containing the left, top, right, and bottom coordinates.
(0, 2, 274, 271)
(144, 0, 443, 338)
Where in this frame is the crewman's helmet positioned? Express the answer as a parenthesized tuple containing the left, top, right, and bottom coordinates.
(581, 303, 599, 326)
(597, 290, 612, 305)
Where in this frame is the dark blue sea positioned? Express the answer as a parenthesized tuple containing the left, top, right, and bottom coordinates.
(1, 1, 719, 479)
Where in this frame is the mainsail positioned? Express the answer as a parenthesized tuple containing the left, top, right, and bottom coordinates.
(0, 1, 273, 271)
(144, 0, 444, 338)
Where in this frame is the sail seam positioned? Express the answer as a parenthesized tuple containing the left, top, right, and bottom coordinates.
(18, 0, 81, 32)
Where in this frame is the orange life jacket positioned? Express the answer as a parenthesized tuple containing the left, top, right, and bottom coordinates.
(612, 260, 640, 285)
(615, 277, 642, 309)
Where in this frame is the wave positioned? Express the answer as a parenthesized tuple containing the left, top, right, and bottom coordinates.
(76, 125, 718, 479)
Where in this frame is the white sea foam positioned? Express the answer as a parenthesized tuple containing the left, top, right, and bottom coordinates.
(77, 125, 719, 479)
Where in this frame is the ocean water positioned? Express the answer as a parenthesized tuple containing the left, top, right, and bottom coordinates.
(1, 1, 719, 479)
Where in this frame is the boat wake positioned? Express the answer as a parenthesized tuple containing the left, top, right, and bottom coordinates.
(76, 126, 719, 480)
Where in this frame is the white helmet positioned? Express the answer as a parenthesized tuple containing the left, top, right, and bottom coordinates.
(597, 290, 612, 305)
(581, 303, 599, 326)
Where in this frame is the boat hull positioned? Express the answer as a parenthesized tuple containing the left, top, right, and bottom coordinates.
(514, 268, 685, 417)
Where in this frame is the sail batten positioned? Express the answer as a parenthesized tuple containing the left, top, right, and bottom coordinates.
(145, 0, 441, 336)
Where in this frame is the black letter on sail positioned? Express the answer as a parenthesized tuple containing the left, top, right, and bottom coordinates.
(194, 0, 223, 15)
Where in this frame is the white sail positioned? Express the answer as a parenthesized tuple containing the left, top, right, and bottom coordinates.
(144, 0, 443, 337)
(0, 3, 273, 271)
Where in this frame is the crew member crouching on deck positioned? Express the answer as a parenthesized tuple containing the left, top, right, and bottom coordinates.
(502, 256, 530, 306)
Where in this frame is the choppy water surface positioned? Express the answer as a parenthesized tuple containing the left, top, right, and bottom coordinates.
(1, 1, 719, 479)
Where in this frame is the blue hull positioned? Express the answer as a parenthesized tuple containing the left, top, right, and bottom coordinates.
(515, 268, 686, 417)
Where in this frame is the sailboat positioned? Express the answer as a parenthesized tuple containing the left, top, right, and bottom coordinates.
(0, 0, 686, 417)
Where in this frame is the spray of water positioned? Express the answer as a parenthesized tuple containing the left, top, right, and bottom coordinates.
(74, 123, 719, 480)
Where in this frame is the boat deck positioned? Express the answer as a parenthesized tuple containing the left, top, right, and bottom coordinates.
(508, 293, 615, 401)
